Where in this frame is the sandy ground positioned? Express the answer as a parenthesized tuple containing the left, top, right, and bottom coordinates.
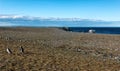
(0, 27, 120, 71)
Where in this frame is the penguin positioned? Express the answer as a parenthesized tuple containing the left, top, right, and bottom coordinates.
(20, 46, 24, 53)
(6, 48, 12, 54)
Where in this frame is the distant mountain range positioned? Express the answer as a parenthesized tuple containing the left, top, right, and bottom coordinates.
(0, 15, 120, 27)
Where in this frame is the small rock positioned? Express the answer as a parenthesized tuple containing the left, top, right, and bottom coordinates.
(77, 48, 82, 52)
(88, 29, 95, 33)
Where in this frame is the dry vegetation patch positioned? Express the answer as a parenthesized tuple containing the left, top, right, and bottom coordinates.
(0, 27, 120, 71)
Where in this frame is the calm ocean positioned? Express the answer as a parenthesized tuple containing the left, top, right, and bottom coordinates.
(69, 27, 120, 34)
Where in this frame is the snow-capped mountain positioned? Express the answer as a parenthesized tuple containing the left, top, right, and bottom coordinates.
(0, 15, 103, 21)
(0, 15, 119, 27)
(0, 15, 24, 19)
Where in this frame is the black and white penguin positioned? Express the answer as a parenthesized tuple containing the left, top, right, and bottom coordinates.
(20, 46, 24, 53)
(6, 48, 12, 54)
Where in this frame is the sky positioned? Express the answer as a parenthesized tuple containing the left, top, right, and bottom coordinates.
(0, 0, 120, 21)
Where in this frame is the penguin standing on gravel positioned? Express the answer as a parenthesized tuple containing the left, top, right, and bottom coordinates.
(6, 48, 12, 54)
(20, 46, 24, 53)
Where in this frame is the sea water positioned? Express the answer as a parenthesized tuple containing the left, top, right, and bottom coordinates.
(69, 27, 120, 34)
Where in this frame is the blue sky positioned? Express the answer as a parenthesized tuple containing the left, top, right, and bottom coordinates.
(0, 0, 120, 21)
